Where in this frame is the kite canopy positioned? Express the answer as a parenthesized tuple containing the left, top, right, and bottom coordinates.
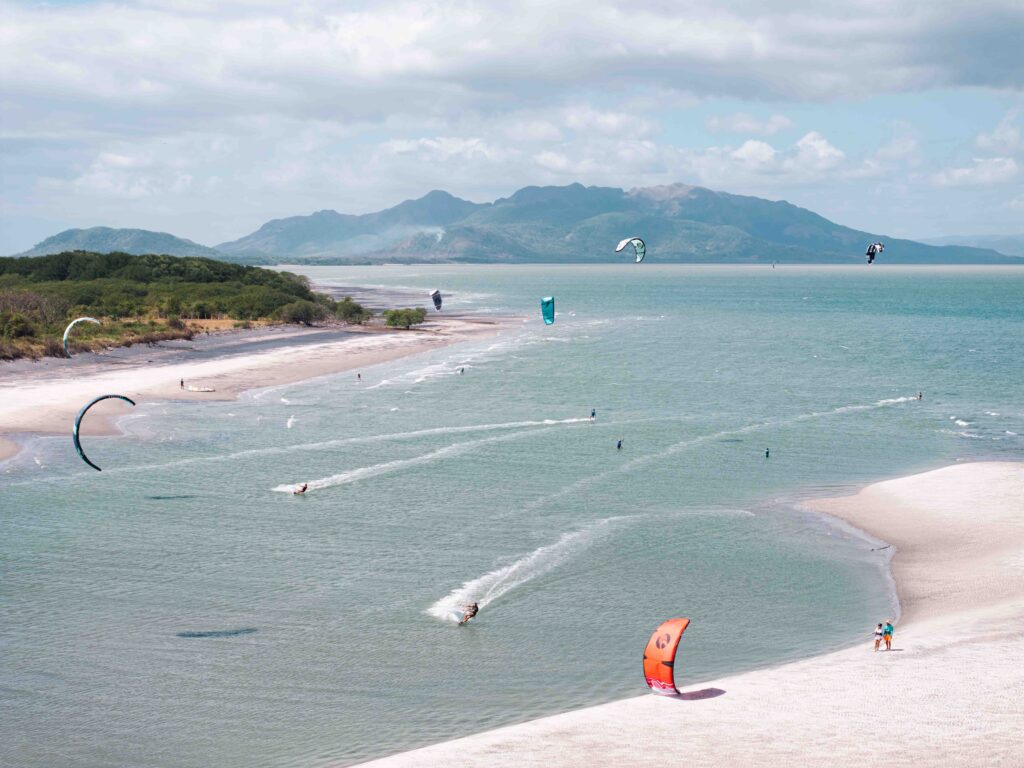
(865, 242, 884, 264)
(430, 289, 442, 311)
(615, 237, 646, 263)
(62, 317, 100, 356)
(643, 617, 690, 694)
(540, 296, 555, 325)
(73, 394, 136, 471)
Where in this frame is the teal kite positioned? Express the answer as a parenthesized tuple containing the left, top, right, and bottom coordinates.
(540, 296, 555, 325)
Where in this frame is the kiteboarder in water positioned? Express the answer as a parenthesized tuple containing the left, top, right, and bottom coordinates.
(459, 602, 479, 625)
(617, 439, 623, 451)
(765, 448, 770, 459)
(591, 408, 596, 421)
(294, 483, 308, 495)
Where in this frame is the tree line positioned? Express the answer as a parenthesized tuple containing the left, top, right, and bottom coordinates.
(0, 251, 427, 359)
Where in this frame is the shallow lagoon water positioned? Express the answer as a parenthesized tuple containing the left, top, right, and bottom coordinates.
(2, 265, 1023, 767)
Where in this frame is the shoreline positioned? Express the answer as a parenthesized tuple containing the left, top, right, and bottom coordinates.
(0, 315, 516, 464)
(354, 462, 1024, 767)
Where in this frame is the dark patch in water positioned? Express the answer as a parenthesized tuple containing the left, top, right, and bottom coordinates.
(718, 438, 744, 443)
(177, 628, 258, 639)
(146, 495, 197, 500)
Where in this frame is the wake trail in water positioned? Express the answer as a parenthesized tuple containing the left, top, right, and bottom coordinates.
(426, 518, 626, 623)
(63, 418, 591, 482)
(271, 422, 584, 493)
(528, 396, 918, 511)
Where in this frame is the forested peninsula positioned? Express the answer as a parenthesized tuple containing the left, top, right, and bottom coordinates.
(0, 251, 376, 360)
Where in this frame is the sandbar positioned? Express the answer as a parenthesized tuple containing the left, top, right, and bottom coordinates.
(355, 462, 1024, 767)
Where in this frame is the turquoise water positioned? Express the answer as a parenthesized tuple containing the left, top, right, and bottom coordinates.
(2, 265, 1023, 767)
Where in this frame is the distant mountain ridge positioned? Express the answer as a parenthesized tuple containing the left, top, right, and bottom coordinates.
(217, 190, 480, 262)
(919, 233, 1024, 258)
(215, 183, 1013, 264)
(12, 227, 237, 260)
(11, 185, 1018, 264)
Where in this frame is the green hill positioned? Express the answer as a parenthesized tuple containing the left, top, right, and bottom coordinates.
(215, 183, 1013, 264)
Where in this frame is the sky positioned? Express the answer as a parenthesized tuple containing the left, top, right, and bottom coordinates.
(1, 0, 1022, 254)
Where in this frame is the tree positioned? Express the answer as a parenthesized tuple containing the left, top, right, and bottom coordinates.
(335, 296, 372, 324)
(278, 300, 328, 326)
(383, 307, 427, 329)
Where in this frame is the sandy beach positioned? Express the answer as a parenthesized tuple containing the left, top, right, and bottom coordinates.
(355, 462, 1024, 767)
(0, 316, 511, 462)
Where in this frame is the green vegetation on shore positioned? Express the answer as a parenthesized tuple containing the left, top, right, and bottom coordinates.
(0, 251, 376, 359)
(384, 308, 428, 329)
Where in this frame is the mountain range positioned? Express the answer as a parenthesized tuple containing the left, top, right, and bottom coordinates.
(919, 233, 1024, 258)
(10, 184, 1018, 264)
(13, 227, 229, 260)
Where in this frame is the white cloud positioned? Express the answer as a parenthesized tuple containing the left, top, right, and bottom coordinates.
(976, 110, 1021, 154)
(707, 113, 793, 135)
(930, 157, 1019, 187)
(731, 139, 778, 166)
(788, 131, 846, 171)
(2, 0, 1023, 250)
(561, 105, 654, 138)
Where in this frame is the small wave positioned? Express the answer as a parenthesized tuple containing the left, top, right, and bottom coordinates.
(940, 429, 985, 440)
(286, 415, 296, 429)
(1006, 431, 1018, 436)
(986, 411, 1000, 417)
(954, 419, 970, 427)
(280, 397, 290, 404)
(426, 518, 625, 623)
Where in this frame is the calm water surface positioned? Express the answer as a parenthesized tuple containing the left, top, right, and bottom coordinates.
(2, 265, 1023, 767)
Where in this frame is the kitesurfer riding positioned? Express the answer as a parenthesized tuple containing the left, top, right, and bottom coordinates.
(616, 439, 623, 450)
(460, 602, 479, 624)
(591, 408, 596, 421)
(294, 483, 308, 495)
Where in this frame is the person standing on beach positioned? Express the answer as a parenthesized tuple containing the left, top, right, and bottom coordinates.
(883, 620, 894, 650)
(873, 623, 884, 651)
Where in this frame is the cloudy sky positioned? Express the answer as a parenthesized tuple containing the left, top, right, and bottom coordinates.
(1, 0, 1022, 253)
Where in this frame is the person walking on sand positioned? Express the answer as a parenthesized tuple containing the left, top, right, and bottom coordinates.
(873, 623, 884, 652)
(883, 619, 894, 650)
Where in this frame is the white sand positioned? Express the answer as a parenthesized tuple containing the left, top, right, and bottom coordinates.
(355, 462, 1024, 767)
(0, 317, 509, 457)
